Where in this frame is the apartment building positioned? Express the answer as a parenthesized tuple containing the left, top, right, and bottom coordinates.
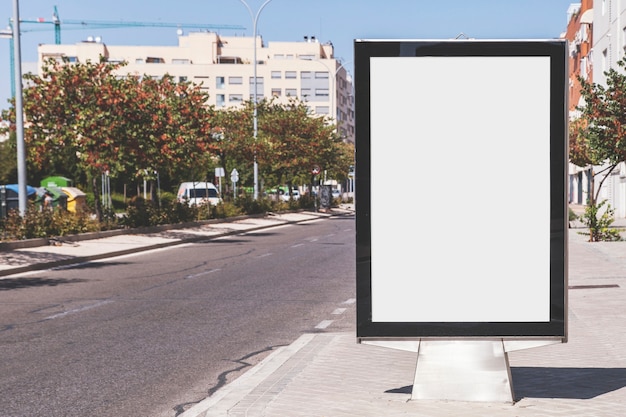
(37, 31, 355, 143)
(585, 0, 626, 217)
(564, 0, 593, 206)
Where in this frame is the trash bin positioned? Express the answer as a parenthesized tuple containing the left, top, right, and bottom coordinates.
(41, 187, 68, 210)
(41, 176, 73, 188)
(0, 184, 37, 217)
(61, 187, 87, 213)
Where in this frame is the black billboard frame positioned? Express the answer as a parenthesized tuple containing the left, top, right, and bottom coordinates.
(355, 39, 568, 341)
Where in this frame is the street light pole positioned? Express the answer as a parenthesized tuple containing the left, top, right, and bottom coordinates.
(12, 0, 27, 216)
(238, 0, 273, 200)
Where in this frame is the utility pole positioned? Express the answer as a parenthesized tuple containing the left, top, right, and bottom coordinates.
(12, 0, 27, 216)
(238, 0, 273, 200)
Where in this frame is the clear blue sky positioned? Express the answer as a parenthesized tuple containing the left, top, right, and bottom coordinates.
(1, 0, 577, 109)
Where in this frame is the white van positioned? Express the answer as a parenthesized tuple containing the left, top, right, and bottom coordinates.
(177, 182, 222, 206)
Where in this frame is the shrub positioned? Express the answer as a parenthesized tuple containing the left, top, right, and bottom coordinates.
(578, 200, 623, 242)
(0, 204, 101, 241)
(1, 191, 312, 241)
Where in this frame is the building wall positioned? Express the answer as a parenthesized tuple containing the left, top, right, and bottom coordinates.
(566, 0, 593, 114)
(565, 1, 594, 206)
(37, 32, 355, 142)
(589, 0, 626, 217)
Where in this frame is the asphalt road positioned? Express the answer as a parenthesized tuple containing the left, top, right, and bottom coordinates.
(0, 214, 356, 417)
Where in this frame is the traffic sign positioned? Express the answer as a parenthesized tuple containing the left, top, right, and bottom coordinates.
(230, 169, 239, 183)
(311, 165, 321, 175)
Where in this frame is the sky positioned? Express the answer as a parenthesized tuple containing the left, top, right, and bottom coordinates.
(1, 0, 578, 109)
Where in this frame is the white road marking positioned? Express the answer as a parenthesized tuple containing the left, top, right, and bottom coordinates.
(315, 320, 333, 329)
(332, 308, 347, 315)
(186, 269, 221, 279)
(45, 300, 113, 320)
(343, 298, 356, 304)
(257, 253, 273, 258)
(291, 243, 305, 248)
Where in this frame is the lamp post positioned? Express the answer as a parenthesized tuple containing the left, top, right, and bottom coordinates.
(11, 0, 27, 216)
(238, 0, 273, 200)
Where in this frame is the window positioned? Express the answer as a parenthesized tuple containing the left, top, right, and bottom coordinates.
(172, 59, 190, 64)
(285, 71, 297, 79)
(299, 54, 315, 60)
(216, 94, 225, 107)
(146, 57, 165, 63)
(229, 76, 243, 84)
(602, 48, 608, 72)
(301, 88, 312, 97)
(285, 88, 297, 97)
(315, 88, 329, 97)
(315, 71, 329, 79)
(179, 76, 187, 83)
(229, 94, 243, 103)
(315, 106, 330, 114)
(217, 56, 243, 64)
(249, 76, 264, 84)
(271, 88, 281, 97)
(135, 58, 144, 64)
(301, 71, 312, 79)
(216, 76, 225, 89)
(271, 71, 282, 79)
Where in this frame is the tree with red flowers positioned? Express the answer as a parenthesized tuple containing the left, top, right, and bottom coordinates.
(10, 57, 215, 220)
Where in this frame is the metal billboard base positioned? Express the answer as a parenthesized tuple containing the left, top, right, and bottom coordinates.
(362, 339, 561, 403)
(412, 340, 513, 403)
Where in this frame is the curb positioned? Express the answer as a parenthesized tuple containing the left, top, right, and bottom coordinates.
(179, 333, 317, 417)
(0, 209, 354, 278)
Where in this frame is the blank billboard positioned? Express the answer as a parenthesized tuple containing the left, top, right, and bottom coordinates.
(355, 40, 568, 340)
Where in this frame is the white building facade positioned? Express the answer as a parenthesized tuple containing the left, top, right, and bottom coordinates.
(37, 32, 355, 143)
(591, 0, 626, 217)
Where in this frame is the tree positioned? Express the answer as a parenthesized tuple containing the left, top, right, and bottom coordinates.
(258, 98, 339, 194)
(5, 57, 218, 220)
(574, 58, 626, 240)
(124, 75, 216, 193)
(211, 106, 253, 194)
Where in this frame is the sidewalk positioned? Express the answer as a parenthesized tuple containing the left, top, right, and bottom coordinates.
(181, 217, 626, 417)
(2, 207, 626, 416)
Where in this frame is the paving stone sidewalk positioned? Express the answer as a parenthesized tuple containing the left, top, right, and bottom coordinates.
(182, 224, 626, 417)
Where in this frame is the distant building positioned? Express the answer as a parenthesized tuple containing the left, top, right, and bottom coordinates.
(37, 32, 354, 143)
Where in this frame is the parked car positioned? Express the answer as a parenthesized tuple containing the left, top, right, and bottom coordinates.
(177, 182, 222, 206)
(280, 189, 300, 201)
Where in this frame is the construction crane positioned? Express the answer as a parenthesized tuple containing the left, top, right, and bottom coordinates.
(3, 6, 247, 97)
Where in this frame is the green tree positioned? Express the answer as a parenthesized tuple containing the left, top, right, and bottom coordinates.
(210, 107, 253, 196)
(258, 98, 339, 194)
(0, 130, 17, 184)
(574, 58, 626, 240)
